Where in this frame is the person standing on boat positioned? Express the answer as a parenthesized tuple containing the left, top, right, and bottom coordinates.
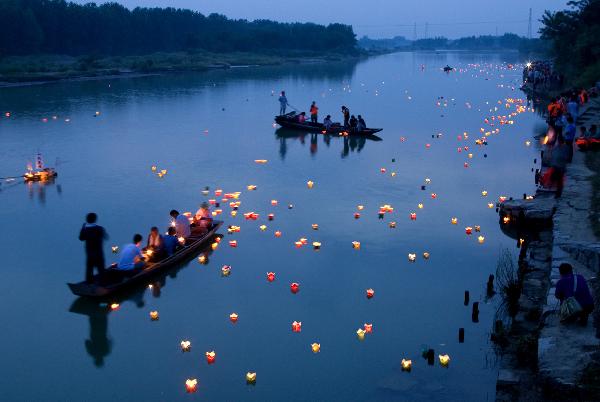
(79, 212, 108, 283)
(310, 101, 318, 123)
(279, 91, 289, 115)
(341, 106, 350, 127)
(170, 209, 191, 239)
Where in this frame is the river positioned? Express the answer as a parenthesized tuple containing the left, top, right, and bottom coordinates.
(0, 51, 544, 401)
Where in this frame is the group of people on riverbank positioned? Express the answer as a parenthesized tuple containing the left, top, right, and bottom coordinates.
(278, 91, 367, 131)
(523, 60, 563, 90)
(78, 204, 213, 283)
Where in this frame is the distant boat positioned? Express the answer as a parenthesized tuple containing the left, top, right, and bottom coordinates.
(23, 152, 57, 181)
(274, 114, 383, 137)
(443, 65, 454, 72)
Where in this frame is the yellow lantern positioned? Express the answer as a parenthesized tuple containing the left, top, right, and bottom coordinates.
(111, 246, 119, 253)
(180, 340, 191, 352)
(307, 180, 314, 189)
(149, 311, 159, 320)
(151, 165, 157, 172)
(481, 190, 488, 196)
(246, 372, 257, 384)
(356, 328, 366, 341)
(439, 354, 450, 366)
(487, 203, 494, 209)
(311, 343, 321, 353)
(231, 210, 237, 217)
(185, 378, 198, 393)
(423, 252, 430, 259)
(211, 242, 218, 250)
(451, 217, 458, 224)
(478, 235, 485, 244)
(260, 225, 267, 231)
(408, 253, 416, 262)
(312, 241, 321, 250)
(352, 241, 361, 250)
(247, 185, 257, 191)
(357, 205, 364, 210)
(401, 359, 412, 371)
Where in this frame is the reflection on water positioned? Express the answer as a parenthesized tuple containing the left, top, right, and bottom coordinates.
(275, 128, 379, 159)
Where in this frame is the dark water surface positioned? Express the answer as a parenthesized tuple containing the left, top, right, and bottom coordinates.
(0, 52, 541, 401)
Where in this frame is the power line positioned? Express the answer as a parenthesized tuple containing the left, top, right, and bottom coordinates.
(355, 19, 528, 28)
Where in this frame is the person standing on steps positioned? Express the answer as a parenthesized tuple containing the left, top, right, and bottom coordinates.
(79, 212, 108, 283)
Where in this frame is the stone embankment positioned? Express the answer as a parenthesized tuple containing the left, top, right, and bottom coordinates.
(496, 99, 600, 401)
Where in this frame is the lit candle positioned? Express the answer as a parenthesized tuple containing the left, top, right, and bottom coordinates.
(246, 372, 257, 384)
(267, 272, 275, 282)
(401, 359, 412, 371)
(185, 378, 198, 393)
(290, 282, 300, 294)
(292, 321, 302, 332)
(364, 323, 373, 333)
(180, 340, 191, 352)
(229, 313, 238, 323)
(356, 328, 366, 340)
(439, 354, 450, 367)
(150, 311, 159, 321)
(352, 241, 361, 249)
(311, 343, 321, 353)
(206, 351, 216, 364)
(366, 288, 374, 299)
(307, 180, 314, 189)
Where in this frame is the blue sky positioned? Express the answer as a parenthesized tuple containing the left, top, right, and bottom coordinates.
(73, 0, 569, 38)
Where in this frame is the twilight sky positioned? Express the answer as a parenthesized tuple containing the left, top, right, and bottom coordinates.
(75, 0, 569, 38)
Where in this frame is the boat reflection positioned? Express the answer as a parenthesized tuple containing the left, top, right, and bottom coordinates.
(275, 128, 382, 160)
(68, 237, 220, 367)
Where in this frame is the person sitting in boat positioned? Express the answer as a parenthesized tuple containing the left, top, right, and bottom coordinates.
(170, 209, 191, 239)
(116, 234, 145, 274)
(297, 112, 307, 123)
(162, 226, 179, 257)
(341, 106, 350, 127)
(145, 226, 164, 261)
(349, 115, 358, 130)
(193, 202, 213, 233)
(278, 91, 288, 115)
(357, 115, 366, 131)
(309, 101, 318, 124)
(323, 115, 333, 131)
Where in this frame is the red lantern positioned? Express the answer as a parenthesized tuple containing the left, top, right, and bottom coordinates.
(275, 231, 282, 237)
(206, 351, 216, 364)
(380, 168, 387, 173)
(215, 189, 223, 196)
(268, 213, 274, 221)
(267, 272, 275, 282)
(465, 227, 473, 235)
(229, 313, 238, 323)
(292, 321, 302, 332)
(425, 143, 431, 149)
(354, 212, 361, 219)
(366, 288, 374, 299)
(209, 199, 216, 205)
(364, 323, 373, 333)
(185, 379, 198, 393)
(229, 240, 237, 248)
(410, 212, 416, 220)
(431, 193, 437, 199)
(290, 282, 300, 294)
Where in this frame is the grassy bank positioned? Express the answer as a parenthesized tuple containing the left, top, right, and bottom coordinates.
(0, 51, 358, 86)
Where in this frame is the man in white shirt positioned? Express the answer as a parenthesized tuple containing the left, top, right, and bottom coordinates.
(170, 209, 191, 239)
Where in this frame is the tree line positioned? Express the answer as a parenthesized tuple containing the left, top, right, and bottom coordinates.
(0, 0, 357, 56)
(540, 0, 600, 86)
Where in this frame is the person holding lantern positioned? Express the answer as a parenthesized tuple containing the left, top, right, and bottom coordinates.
(194, 202, 213, 233)
(144, 226, 164, 261)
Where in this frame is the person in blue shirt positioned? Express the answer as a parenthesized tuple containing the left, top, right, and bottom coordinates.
(116, 234, 145, 276)
(555, 263, 594, 325)
(564, 116, 576, 162)
(162, 226, 179, 257)
(278, 91, 289, 115)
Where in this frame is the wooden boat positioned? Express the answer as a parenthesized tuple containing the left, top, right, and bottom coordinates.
(24, 168, 57, 182)
(274, 114, 382, 137)
(68, 220, 223, 298)
(576, 137, 600, 151)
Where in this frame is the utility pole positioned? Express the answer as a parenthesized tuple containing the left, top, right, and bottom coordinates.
(424, 22, 429, 39)
(413, 22, 417, 41)
(527, 8, 532, 39)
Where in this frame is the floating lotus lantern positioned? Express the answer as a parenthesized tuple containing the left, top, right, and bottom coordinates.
(288, 204, 294, 209)
(206, 351, 216, 364)
(464, 162, 469, 168)
(247, 185, 257, 191)
(354, 212, 361, 219)
(209, 199, 216, 205)
(487, 203, 494, 209)
(229, 313, 238, 323)
(185, 378, 198, 393)
(366, 288, 374, 299)
(389, 221, 397, 228)
(231, 210, 237, 217)
(312, 224, 319, 230)
(275, 231, 282, 238)
(313, 242, 321, 250)
(246, 372, 257, 384)
(228, 240, 237, 248)
(357, 205, 364, 210)
(352, 241, 361, 250)
(423, 252, 430, 259)
(425, 178, 431, 184)
(475, 225, 481, 232)
(228, 225, 241, 234)
(478, 236, 485, 244)
(498, 196, 507, 203)
(410, 212, 416, 220)
(150, 311, 159, 321)
(151, 165, 157, 172)
(465, 227, 473, 235)
(290, 282, 300, 294)
(425, 143, 431, 149)
(408, 253, 416, 262)
(111, 246, 119, 253)
(431, 193, 437, 199)
(439, 354, 450, 367)
(503, 216, 510, 224)
(181, 340, 191, 352)
(451, 217, 458, 225)
(356, 328, 366, 341)
(401, 359, 412, 371)
(110, 303, 120, 311)
(311, 343, 321, 353)
(271, 200, 278, 206)
(418, 203, 424, 209)
(259, 225, 267, 231)
(254, 159, 268, 164)
(481, 190, 488, 196)
(267, 272, 275, 282)
(364, 323, 373, 333)
(221, 265, 231, 276)
(268, 213, 274, 221)
(380, 168, 386, 173)
(468, 153, 473, 159)
(295, 241, 303, 248)
(292, 321, 302, 332)
(307, 180, 314, 189)
(215, 189, 223, 196)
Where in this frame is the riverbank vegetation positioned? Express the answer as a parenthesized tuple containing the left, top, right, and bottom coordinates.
(540, 0, 600, 87)
(0, 0, 357, 83)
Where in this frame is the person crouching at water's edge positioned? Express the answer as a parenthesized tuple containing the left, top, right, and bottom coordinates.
(79, 212, 108, 283)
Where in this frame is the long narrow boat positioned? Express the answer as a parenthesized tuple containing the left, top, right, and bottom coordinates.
(68, 221, 223, 298)
(274, 115, 383, 136)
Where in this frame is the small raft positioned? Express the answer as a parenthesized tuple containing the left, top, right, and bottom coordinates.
(68, 221, 223, 298)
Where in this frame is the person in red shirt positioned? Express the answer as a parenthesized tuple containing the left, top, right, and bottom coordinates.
(309, 101, 318, 124)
